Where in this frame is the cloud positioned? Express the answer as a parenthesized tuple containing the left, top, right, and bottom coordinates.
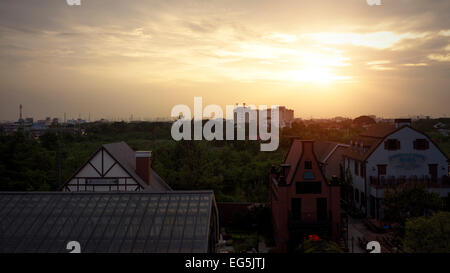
(308, 31, 429, 50)
(264, 33, 299, 43)
(367, 60, 391, 65)
(0, 0, 449, 120)
(402, 63, 428, 67)
(366, 60, 395, 71)
(428, 53, 450, 62)
(438, 30, 450, 37)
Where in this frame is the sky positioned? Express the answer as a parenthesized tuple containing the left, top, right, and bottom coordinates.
(0, 0, 449, 121)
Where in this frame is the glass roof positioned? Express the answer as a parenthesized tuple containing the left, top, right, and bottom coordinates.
(0, 192, 214, 253)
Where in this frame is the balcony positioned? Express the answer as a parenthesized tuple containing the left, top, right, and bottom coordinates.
(369, 175, 450, 189)
(288, 213, 331, 234)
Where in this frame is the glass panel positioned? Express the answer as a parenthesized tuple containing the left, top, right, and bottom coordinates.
(192, 240, 206, 253)
(0, 192, 213, 253)
(156, 240, 169, 252)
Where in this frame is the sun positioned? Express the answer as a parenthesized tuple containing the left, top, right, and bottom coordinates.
(278, 49, 351, 84)
(285, 68, 335, 84)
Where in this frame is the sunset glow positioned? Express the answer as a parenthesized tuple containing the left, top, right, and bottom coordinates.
(0, 0, 449, 120)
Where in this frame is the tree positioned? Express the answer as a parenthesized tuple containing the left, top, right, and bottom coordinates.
(0, 131, 57, 191)
(384, 185, 443, 225)
(40, 132, 58, 150)
(353, 115, 376, 126)
(403, 211, 450, 253)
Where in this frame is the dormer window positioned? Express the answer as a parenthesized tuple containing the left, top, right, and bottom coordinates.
(384, 139, 400, 150)
(413, 139, 429, 150)
(377, 165, 387, 176)
(304, 161, 312, 169)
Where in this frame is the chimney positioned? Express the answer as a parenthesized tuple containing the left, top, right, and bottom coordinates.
(136, 151, 151, 186)
(394, 118, 411, 128)
(302, 140, 314, 153)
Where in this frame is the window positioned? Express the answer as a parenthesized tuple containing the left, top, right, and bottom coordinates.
(86, 179, 119, 185)
(377, 165, 387, 176)
(291, 198, 302, 220)
(354, 161, 359, 175)
(296, 182, 321, 194)
(302, 171, 315, 180)
(360, 163, 365, 177)
(361, 192, 366, 207)
(304, 161, 312, 169)
(429, 164, 438, 180)
(317, 198, 327, 221)
(354, 189, 359, 202)
(384, 139, 400, 150)
(414, 139, 429, 150)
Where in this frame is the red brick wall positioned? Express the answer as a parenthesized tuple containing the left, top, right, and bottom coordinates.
(271, 141, 341, 252)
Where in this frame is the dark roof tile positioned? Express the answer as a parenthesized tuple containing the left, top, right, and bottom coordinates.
(103, 142, 172, 191)
(360, 123, 396, 138)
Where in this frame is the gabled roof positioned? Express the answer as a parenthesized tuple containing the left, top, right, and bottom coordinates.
(282, 140, 333, 184)
(0, 191, 217, 253)
(284, 140, 303, 183)
(314, 141, 343, 163)
(323, 145, 348, 178)
(63, 141, 171, 191)
(343, 123, 398, 161)
(311, 142, 350, 178)
(149, 169, 173, 191)
(359, 123, 396, 138)
(344, 124, 397, 161)
(102, 142, 171, 191)
(344, 124, 449, 161)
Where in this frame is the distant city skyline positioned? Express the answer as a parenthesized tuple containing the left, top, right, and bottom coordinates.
(2, 102, 447, 124)
(1, 0, 449, 121)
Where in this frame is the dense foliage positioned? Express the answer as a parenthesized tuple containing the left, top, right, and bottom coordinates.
(0, 122, 287, 202)
(0, 131, 57, 191)
(384, 185, 443, 224)
(403, 211, 450, 253)
(0, 118, 448, 203)
(296, 239, 344, 253)
(383, 185, 444, 244)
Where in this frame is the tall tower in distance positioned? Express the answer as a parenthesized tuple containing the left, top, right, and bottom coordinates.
(19, 104, 23, 121)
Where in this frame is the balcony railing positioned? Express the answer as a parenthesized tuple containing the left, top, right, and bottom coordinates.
(369, 175, 450, 189)
(288, 213, 331, 230)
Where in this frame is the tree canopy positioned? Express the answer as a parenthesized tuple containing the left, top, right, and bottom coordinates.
(383, 185, 443, 224)
(403, 211, 450, 253)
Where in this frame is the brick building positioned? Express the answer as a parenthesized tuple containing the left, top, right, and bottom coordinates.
(270, 140, 341, 252)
